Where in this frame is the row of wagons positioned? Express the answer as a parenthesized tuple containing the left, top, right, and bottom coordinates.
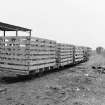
(0, 36, 91, 77)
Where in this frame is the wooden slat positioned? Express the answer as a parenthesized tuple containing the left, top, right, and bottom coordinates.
(29, 66, 38, 70)
(29, 62, 56, 70)
(0, 68, 29, 76)
(0, 54, 27, 59)
(59, 54, 73, 56)
(59, 56, 73, 59)
(29, 55, 56, 59)
(0, 63, 29, 70)
(37, 59, 56, 64)
(0, 59, 28, 65)
(30, 60, 56, 65)
(30, 37, 56, 43)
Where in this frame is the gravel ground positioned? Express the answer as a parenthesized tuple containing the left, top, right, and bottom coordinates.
(0, 53, 105, 105)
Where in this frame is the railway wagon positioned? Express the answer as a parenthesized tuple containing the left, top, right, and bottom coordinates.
(81, 47, 91, 61)
(28, 37, 57, 74)
(0, 36, 57, 76)
(56, 43, 74, 68)
(86, 47, 92, 57)
(74, 46, 84, 64)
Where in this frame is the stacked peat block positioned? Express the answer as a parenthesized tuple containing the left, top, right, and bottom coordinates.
(0, 36, 57, 75)
(74, 46, 84, 63)
(57, 43, 74, 67)
(28, 37, 57, 73)
(0, 36, 30, 75)
(81, 47, 90, 61)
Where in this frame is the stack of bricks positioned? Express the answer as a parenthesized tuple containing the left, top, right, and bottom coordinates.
(57, 43, 74, 67)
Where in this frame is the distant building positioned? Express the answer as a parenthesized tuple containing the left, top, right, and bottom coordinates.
(96, 47, 104, 54)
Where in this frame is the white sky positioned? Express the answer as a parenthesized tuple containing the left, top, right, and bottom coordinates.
(0, 0, 105, 49)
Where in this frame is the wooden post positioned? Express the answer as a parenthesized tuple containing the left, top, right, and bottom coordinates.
(4, 31, 5, 37)
(29, 30, 31, 37)
(4, 31, 5, 46)
(16, 31, 18, 37)
(27, 31, 31, 71)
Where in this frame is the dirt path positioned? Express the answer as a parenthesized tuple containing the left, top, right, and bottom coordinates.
(0, 54, 105, 105)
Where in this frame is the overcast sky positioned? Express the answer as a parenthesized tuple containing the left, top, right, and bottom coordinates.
(0, 0, 105, 49)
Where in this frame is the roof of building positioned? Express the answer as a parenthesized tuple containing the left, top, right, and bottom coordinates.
(0, 22, 31, 31)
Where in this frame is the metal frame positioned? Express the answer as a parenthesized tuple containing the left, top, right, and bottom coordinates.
(0, 22, 32, 37)
(2, 30, 32, 37)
